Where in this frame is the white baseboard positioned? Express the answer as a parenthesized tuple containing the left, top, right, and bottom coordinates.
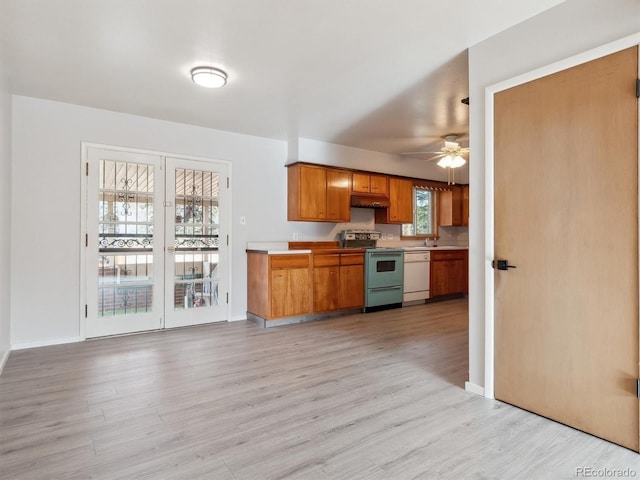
(0, 349, 10, 375)
(465, 381, 485, 397)
(12, 336, 81, 351)
(231, 314, 248, 322)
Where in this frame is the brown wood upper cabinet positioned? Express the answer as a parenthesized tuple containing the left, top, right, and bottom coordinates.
(352, 172, 389, 197)
(288, 163, 351, 222)
(439, 185, 469, 226)
(375, 177, 413, 224)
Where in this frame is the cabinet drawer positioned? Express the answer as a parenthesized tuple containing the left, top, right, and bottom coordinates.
(270, 254, 310, 269)
(431, 250, 467, 261)
(340, 253, 364, 265)
(313, 254, 340, 267)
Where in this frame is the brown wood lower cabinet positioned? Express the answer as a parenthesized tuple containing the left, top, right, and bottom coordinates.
(313, 253, 340, 312)
(247, 252, 312, 320)
(430, 250, 468, 297)
(271, 267, 312, 318)
(248, 249, 364, 323)
(339, 253, 364, 309)
(313, 251, 364, 312)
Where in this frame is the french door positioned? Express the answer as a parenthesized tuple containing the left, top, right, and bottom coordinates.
(85, 147, 229, 338)
(164, 157, 228, 328)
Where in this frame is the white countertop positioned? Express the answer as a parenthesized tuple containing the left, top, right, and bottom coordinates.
(403, 246, 468, 251)
(246, 242, 311, 254)
(246, 241, 466, 254)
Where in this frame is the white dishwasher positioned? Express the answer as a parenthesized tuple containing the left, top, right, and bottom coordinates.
(403, 248, 430, 305)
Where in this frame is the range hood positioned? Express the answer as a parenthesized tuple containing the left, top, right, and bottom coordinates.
(350, 195, 390, 209)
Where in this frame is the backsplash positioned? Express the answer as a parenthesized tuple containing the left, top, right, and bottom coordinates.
(288, 208, 468, 247)
(437, 226, 469, 246)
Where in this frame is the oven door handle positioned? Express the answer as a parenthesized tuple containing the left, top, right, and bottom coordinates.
(369, 286, 402, 291)
(369, 252, 402, 257)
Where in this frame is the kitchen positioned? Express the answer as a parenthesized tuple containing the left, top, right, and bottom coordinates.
(246, 161, 468, 326)
(2, 2, 640, 477)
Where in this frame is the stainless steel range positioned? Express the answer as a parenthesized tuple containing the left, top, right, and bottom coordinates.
(340, 230, 404, 312)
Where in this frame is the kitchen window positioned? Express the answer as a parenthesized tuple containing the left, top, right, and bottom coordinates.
(402, 186, 437, 238)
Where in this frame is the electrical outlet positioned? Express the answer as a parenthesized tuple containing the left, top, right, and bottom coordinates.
(292, 232, 299, 241)
(381, 233, 387, 240)
(388, 233, 394, 240)
(240, 216, 246, 225)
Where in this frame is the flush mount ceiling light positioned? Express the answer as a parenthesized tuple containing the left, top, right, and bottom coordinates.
(190, 66, 228, 88)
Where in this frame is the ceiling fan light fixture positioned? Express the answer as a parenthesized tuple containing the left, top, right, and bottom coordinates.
(190, 66, 228, 88)
(451, 155, 466, 168)
(437, 155, 453, 168)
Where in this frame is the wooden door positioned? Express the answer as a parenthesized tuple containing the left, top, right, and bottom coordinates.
(326, 169, 351, 222)
(439, 187, 463, 226)
(313, 266, 339, 312)
(271, 267, 311, 318)
(339, 252, 364, 309)
(352, 173, 370, 193)
(462, 186, 469, 226)
(369, 174, 389, 196)
(298, 165, 327, 220)
(494, 47, 639, 451)
(449, 258, 467, 294)
(388, 178, 413, 224)
(429, 260, 448, 297)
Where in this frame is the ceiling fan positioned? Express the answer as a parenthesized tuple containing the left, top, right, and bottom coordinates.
(402, 134, 469, 184)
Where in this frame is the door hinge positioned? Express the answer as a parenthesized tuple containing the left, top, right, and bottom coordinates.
(226, 292, 229, 304)
(227, 177, 229, 188)
(84, 304, 88, 318)
(637, 378, 640, 398)
(85, 162, 89, 176)
(85, 233, 88, 247)
(226, 234, 229, 246)
(636, 78, 640, 99)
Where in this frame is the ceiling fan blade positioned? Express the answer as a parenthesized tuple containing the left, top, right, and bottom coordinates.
(401, 151, 444, 156)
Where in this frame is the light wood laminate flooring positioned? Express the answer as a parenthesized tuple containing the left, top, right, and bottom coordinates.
(1, 299, 639, 479)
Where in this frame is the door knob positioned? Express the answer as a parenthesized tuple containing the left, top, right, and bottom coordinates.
(167, 246, 176, 253)
(492, 259, 516, 270)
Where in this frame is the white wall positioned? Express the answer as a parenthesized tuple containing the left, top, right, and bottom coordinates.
(467, 0, 640, 391)
(0, 59, 11, 370)
(11, 97, 296, 346)
(11, 97, 451, 347)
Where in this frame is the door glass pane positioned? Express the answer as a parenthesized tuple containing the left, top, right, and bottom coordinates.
(173, 168, 220, 309)
(98, 160, 154, 317)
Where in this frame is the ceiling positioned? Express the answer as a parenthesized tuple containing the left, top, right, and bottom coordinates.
(0, 0, 564, 156)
